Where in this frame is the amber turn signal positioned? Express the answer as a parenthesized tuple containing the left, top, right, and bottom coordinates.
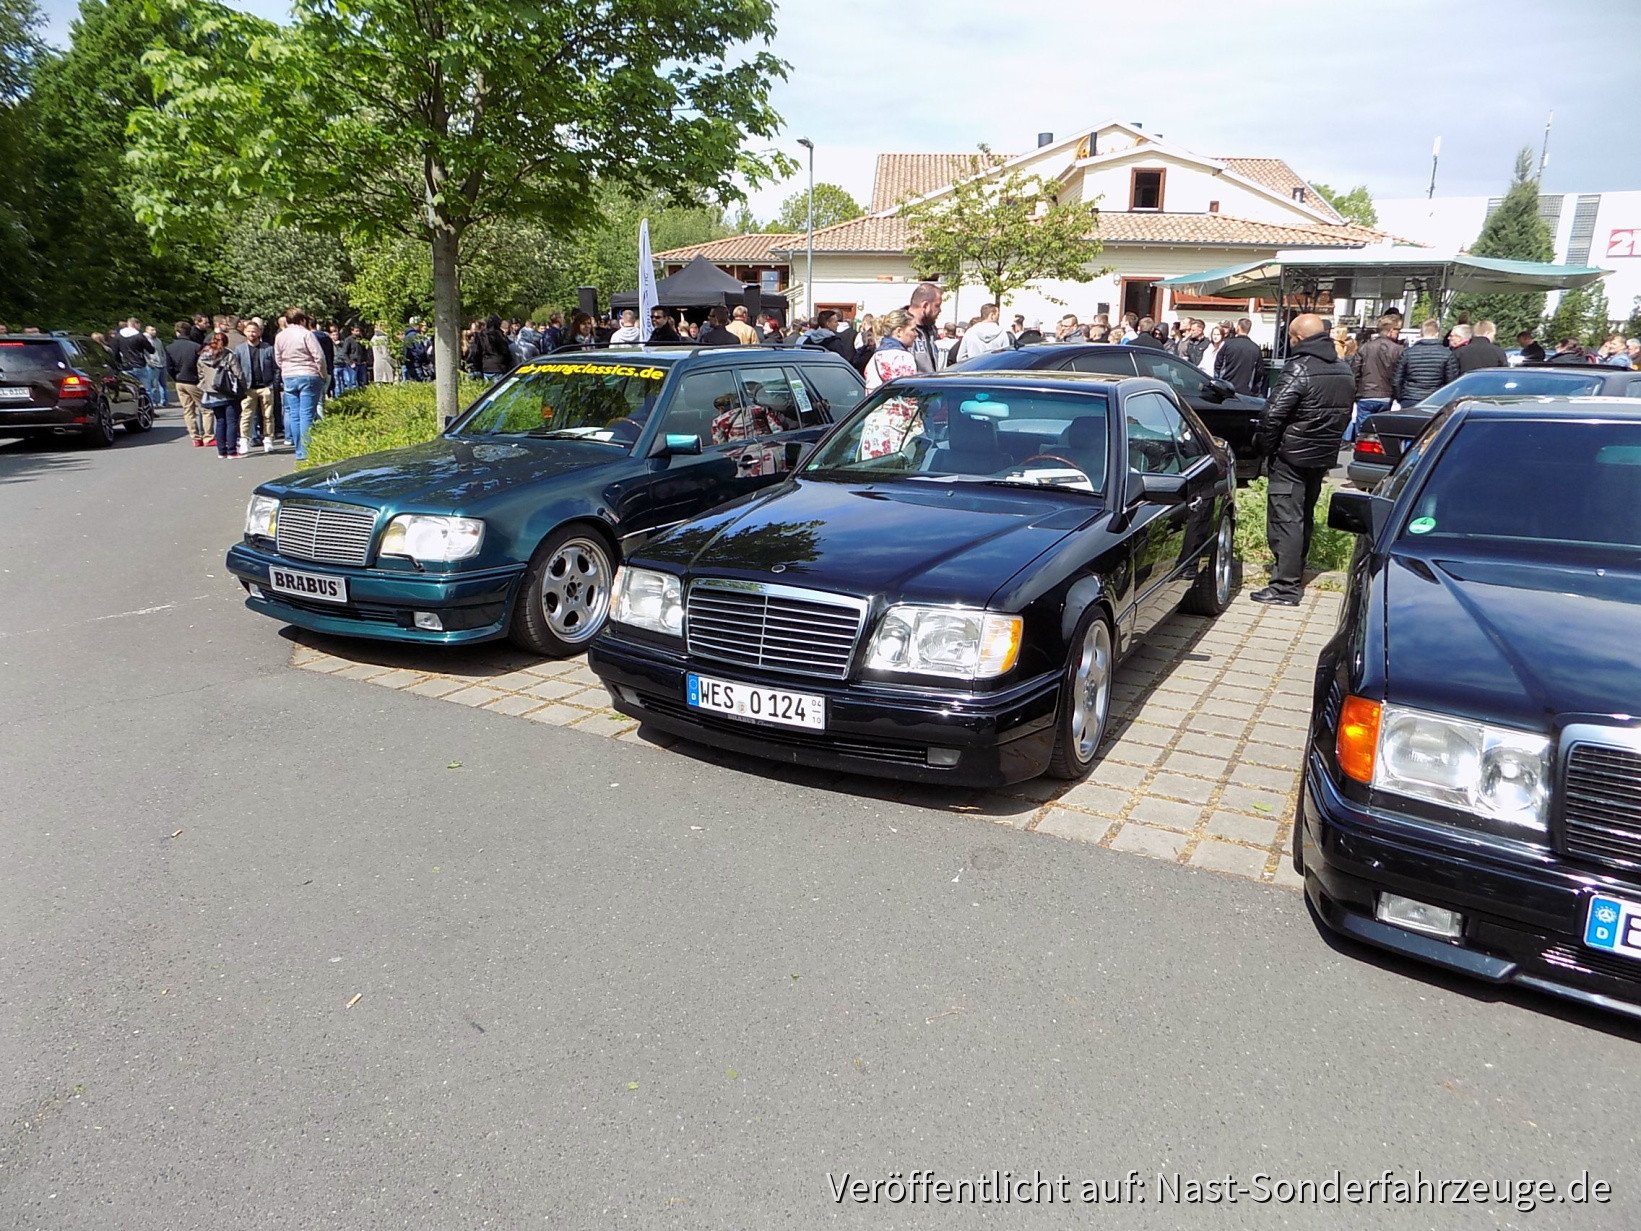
(1336, 695, 1382, 783)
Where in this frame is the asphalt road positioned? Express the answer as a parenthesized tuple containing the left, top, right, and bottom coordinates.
(2, 418, 1638, 1230)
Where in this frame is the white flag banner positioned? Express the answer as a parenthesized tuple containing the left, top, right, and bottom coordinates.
(638, 219, 659, 342)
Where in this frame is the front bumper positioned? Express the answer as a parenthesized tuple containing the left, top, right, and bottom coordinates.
(225, 541, 524, 645)
(1301, 754, 1641, 1022)
(589, 631, 1062, 788)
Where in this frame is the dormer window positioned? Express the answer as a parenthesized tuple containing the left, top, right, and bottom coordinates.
(1130, 168, 1165, 211)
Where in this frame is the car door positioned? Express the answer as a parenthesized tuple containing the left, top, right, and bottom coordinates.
(1167, 393, 1225, 571)
(1121, 390, 1190, 638)
(615, 367, 745, 543)
(724, 363, 830, 491)
(73, 337, 133, 422)
(1128, 348, 1259, 460)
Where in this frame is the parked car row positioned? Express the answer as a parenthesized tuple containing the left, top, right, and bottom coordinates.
(227, 344, 1641, 1024)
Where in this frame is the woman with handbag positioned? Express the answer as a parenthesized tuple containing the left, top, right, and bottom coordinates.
(197, 332, 246, 459)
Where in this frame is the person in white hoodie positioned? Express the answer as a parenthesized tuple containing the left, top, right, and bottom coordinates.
(609, 309, 643, 344)
(955, 303, 1010, 364)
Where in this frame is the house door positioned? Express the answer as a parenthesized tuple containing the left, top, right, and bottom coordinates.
(1121, 278, 1161, 323)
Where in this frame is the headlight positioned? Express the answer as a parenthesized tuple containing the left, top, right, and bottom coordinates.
(1372, 704, 1550, 834)
(379, 514, 484, 562)
(610, 567, 683, 636)
(864, 605, 1022, 679)
(245, 494, 279, 539)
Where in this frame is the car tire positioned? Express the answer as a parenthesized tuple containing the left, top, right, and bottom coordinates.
(1046, 608, 1114, 780)
(124, 392, 155, 432)
(84, 401, 116, 448)
(508, 525, 616, 657)
(1181, 511, 1235, 616)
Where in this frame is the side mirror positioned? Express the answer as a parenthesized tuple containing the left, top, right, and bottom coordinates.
(1205, 378, 1235, 402)
(1128, 471, 1189, 505)
(651, 432, 702, 458)
(1328, 489, 1392, 536)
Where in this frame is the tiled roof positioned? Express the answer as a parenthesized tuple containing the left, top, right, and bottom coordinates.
(869, 153, 997, 213)
(1218, 157, 1341, 221)
(652, 232, 800, 262)
(765, 212, 1385, 254)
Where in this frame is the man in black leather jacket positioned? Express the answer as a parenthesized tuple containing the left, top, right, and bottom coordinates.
(1250, 313, 1353, 605)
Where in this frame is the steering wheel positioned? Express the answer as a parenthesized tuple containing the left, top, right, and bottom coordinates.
(1018, 453, 1086, 472)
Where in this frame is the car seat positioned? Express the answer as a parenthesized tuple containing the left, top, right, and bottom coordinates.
(941, 412, 1005, 474)
(1058, 415, 1108, 485)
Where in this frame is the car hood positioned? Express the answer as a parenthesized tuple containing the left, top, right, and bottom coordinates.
(259, 436, 613, 510)
(1383, 551, 1641, 728)
(643, 477, 1099, 605)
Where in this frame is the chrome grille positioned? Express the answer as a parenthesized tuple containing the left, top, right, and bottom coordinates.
(275, 501, 378, 567)
(685, 581, 865, 679)
(1562, 742, 1641, 869)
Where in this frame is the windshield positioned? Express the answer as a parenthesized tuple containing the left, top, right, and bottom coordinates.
(1404, 419, 1641, 551)
(803, 384, 1109, 493)
(0, 338, 70, 377)
(454, 359, 668, 448)
(1421, 368, 1607, 410)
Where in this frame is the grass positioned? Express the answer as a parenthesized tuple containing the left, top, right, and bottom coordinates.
(303, 380, 484, 468)
(1234, 476, 1357, 577)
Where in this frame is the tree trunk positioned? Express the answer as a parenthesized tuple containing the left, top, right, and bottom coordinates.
(430, 224, 462, 429)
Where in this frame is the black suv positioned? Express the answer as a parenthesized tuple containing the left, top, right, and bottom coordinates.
(955, 342, 1267, 482)
(0, 333, 154, 447)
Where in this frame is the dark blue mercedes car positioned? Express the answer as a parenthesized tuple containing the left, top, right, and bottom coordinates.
(1302, 396, 1641, 1020)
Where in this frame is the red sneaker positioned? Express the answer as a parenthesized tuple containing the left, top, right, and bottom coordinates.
(193, 438, 204, 447)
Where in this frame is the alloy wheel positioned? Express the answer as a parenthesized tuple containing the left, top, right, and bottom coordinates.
(538, 536, 611, 642)
(1214, 515, 1234, 607)
(1070, 619, 1113, 761)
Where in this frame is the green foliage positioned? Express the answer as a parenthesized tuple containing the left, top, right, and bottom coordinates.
(1449, 148, 1555, 339)
(1544, 280, 1613, 347)
(1234, 478, 1356, 575)
(222, 208, 355, 322)
(768, 183, 862, 233)
(1309, 182, 1378, 228)
(346, 234, 432, 327)
(900, 148, 1105, 308)
(303, 378, 483, 468)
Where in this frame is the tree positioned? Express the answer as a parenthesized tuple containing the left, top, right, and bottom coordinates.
(0, 0, 43, 320)
(131, 0, 789, 425)
(1449, 147, 1555, 340)
(1309, 183, 1378, 228)
(768, 183, 861, 233)
(899, 149, 1103, 309)
(1545, 280, 1612, 348)
(223, 209, 355, 323)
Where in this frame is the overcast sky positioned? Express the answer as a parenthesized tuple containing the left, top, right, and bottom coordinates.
(38, 0, 1637, 224)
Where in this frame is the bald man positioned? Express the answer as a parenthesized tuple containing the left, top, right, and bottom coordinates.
(1250, 313, 1355, 605)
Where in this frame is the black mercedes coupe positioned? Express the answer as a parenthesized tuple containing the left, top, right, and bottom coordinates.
(588, 372, 1236, 787)
(1301, 396, 1641, 1020)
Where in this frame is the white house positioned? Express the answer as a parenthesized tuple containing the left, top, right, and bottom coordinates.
(655, 121, 1391, 344)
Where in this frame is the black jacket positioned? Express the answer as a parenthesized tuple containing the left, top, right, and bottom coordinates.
(1454, 337, 1509, 374)
(1255, 334, 1353, 469)
(1214, 333, 1265, 396)
(112, 330, 152, 371)
(1127, 332, 1167, 351)
(313, 329, 336, 375)
(1393, 338, 1458, 404)
(699, 325, 739, 346)
(477, 329, 513, 375)
(164, 337, 202, 385)
(1518, 339, 1546, 363)
(1351, 332, 1403, 399)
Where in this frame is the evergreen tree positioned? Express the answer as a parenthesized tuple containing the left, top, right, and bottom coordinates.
(1545, 280, 1613, 348)
(1449, 148, 1554, 341)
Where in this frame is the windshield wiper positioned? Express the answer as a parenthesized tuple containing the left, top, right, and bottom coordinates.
(522, 428, 624, 443)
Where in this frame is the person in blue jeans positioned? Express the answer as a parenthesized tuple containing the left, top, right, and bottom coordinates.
(273, 309, 329, 460)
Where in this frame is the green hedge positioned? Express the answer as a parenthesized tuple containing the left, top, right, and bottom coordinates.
(1234, 477, 1356, 576)
(303, 380, 484, 468)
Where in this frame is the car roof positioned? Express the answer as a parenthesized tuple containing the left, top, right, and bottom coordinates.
(913, 370, 1153, 396)
(592, 343, 856, 368)
(1459, 395, 1641, 420)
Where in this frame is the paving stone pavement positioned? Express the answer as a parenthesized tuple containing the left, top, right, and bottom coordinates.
(289, 585, 1342, 891)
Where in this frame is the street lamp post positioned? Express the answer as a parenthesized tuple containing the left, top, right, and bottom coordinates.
(797, 137, 815, 324)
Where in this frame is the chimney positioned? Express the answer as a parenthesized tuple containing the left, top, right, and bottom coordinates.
(1037, 132, 1054, 148)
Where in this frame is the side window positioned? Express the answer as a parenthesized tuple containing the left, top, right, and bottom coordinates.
(732, 365, 802, 437)
(1067, 350, 1136, 377)
(1627, 378, 1641, 399)
(1172, 400, 1210, 463)
(662, 370, 742, 447)
(1124, 392, 1184, 475)
(1132, 351, 1207, 398)
(796, 363, 863, 425)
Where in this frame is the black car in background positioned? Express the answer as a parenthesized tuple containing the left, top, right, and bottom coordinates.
(1348, 364, 1641, 488)
(0, 332, 154, 446)
(1302, 397, 1641, 1021)
(955, 343, 1266, 482)
(590, 372, 1236, 787)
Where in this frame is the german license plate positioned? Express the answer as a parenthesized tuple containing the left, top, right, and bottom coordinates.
(1585, 894, 1641, 962)
(687, 672, 824, 730)
(267, 565, 348, 605)
(0, 386, 32, 400)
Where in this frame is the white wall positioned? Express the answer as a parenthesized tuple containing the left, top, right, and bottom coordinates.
(1074, 152, 1317, 225)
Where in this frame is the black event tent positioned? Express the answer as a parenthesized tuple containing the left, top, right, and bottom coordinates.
(609, 254, 788, 320)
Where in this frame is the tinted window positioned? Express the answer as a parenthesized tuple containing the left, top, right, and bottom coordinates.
(0, 338, 70, 377)
(1422, 368, 1607, 409)
(1131, 350, 1208, 399)
(803, 384, 1109, 492)
(1627, 378, 1641, 399)
(723, 366, 800, 440)
(797, 363, 863, 424)
(1405, 419, 1641, 549)
(456, 358, 666, 447)
(663, 368, 742, 447)
(1173, 406, 1209, 462)
(1124, 392, 1184, 474)
(76, 338, 113, 368)
(1067, 350, 1136, 377)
